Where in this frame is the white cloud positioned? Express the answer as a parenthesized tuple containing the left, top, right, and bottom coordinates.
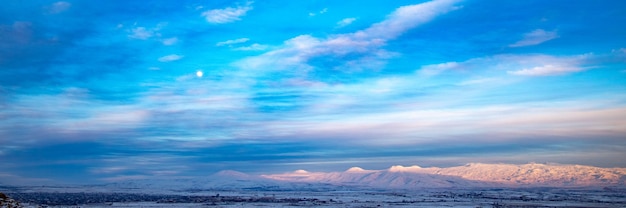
(234, 43, 269, 51)
(261, 96, 626, 146)
(215, 38, 267, 51)
(128, 27, 154, 40)
(216, 38, 249, 46)
(47, 1, 71, 14)
(336, 17, 356, 28)
(237, 0, 461, 72)
(418, 62, 460, 76)
(58, 110, 150, 132)
(506, 54, 591, 76)
(509, 29, 559, 47)
(162, 37, 178, 45)
(202, 2, 253, 24)
(354, 0, 461, 40)
(508, 65, 584, 76)
(458, 77, 499, 86)
(417, 54, 593, 77)
(158, 54, 183, 62)
(309, 8, 328, 16)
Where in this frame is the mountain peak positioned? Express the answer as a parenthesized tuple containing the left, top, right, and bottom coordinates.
(293, 169, 309, 174)
(346, 167, 367, 172)
(388, 165, 422, 172)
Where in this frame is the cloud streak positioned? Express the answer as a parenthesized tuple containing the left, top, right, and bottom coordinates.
(509, 29, 559, 47)
(202, 2, 253, 24)
(336, 17, 356, 28)
(47, 1, 71, 14)
(158, 54, 183, 62)
(237, 0, 461, 76)
(216, 38, 249, 46)
(506, 54, 591, 76)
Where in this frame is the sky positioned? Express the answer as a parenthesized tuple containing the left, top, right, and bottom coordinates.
(1, 0, 626, 184)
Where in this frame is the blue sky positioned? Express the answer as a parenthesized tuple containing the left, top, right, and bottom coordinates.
(1, 0, 626, 184)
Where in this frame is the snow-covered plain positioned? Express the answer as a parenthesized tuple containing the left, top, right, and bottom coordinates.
(2, 163, 625, 207)
(7, 188, 626, 208)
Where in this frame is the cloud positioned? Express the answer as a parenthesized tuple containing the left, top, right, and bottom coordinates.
(509, 29, 559, 47)
(417, 53, 593, 77)
(309, 8, 328, 16)
(202, 2, 253, 24)
(237, 0, 461, 73)
(128, 27, 154, 40)
(354, 0, 461, 40)
(612, 48, 626, 56)
(47, 1, 71, 14)
(216, 38, 268, 51)
(506, 54, 591, 76)
(336, 17, 357, 28)
(234, 43, 268, 51)
(260, 99, 626, 146)
(162, 37, 178, 45)
(508, 65, 584, 76)
(458, 77, 499, 86)
(216, 38, 249, 46)
(418, 62, 460, 76)
(158, 54, 183, 62)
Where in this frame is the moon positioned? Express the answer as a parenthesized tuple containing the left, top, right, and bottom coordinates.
(196, 70, 203, 78)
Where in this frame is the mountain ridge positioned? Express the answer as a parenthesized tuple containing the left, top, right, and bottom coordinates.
(2, 163, 624, 192)
(261, 163, 626, 188)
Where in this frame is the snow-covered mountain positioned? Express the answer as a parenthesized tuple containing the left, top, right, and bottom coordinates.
(262, 168, 493, 188)
(422, 163, 626, 186)
(262, 163, 626, 189)
(9, 163, 622, 193)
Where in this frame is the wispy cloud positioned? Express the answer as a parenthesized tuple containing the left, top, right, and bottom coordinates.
(47, 1, 71, 14)
(507, 54, 591, 76)
(162, 37, 178, 45)
(234, 43, 269, 51)
(336, 17, 356, 28)
(202, 2, 253, 24)
(309, 8, 328, 16)
(509, 65, 582, 76)
(418, 62, 460, 76)
(417, 53, 594, 77)
(509, 29, 559, 47)
(128, 27, 154, 40)
(216, 38, 266, 51)
(238, 0, 461, 73)
(216, 38, 250, 46)
(158, 54, 183, 62)
(612, 48, 626, 55)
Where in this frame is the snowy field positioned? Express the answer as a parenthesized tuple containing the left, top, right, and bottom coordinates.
(6, 188, 626, 208)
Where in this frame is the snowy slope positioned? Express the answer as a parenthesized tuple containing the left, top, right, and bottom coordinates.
(262, 163, 626, 189)
(423, 163, 626, 186)
(262, 168, 493, 188)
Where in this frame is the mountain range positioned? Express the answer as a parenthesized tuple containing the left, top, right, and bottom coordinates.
(261, 163, 626, 189)
(3, 163, 625, 192)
